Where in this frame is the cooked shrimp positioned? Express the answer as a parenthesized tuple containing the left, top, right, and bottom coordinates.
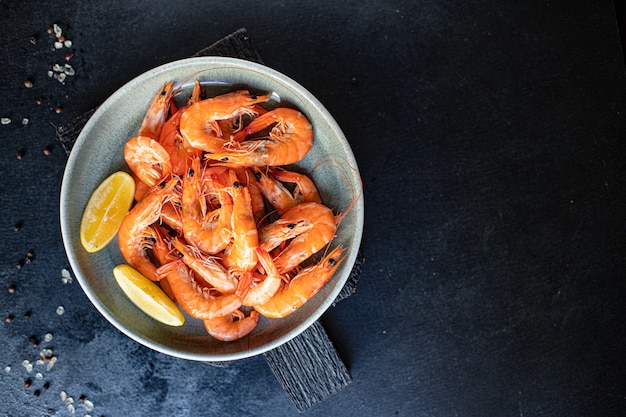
(270, 202, 337, 274)
(159, 107, 202, 177)
(148, 224, 177, 267)
(203, 309, 259, 341)
(159, 201, 183, 234)
(179, 90, 270, 153)
(124, 83, 175, 186)
(229, 167, 266, 224)
(131, 172, 151, 202)
(117, 177, 178, 281)
(158, 81, 203, 176)
(206, 108, 313, 166)
(271, 168, 321, 205)
(251, 168, 296, 212)
(258, 218, 313, 253)
(242, 247, 282, 307)
(138, 82, 174, 139)
(181, 159, 233, 254)
(221, 172, 259, 273)
(158, 261, 241, 320)
(170, 238, 237, 294)
(125, 136, 172, 187)
(148, 224, 178, 301)
(254, 246, 345, 318)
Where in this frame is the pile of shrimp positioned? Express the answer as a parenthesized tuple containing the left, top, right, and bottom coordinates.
(116, 81, 348, 342)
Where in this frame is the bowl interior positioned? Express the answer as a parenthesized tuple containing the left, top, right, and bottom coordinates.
(60, 57, 363, 361)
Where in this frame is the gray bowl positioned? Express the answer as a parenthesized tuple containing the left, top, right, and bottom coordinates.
(60, 57, 364, 361)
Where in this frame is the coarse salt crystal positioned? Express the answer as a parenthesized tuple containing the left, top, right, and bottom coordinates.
(84, 399, 94, 412)
(64, 40, 72, 48)
(67, 403, 75, 414)
(53, 24, 62, 37)
(64, 64, 75, 75)
(61, 268, 73, 284)
(56, 306, 65, 315)
(57, 73, 66, 83)
(54, 41, 63, 49)
(52, 63, 62, 72)
(44, 333, 53, 342)
(1, 118, 11, 125)
(21, 118, 29, 125)
(4, 366, 10, 373)
(35, 372, 43, 380)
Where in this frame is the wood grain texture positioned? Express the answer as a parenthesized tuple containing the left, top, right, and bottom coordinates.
(264, 321, 353, 413)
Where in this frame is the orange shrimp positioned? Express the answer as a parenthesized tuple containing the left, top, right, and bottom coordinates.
(159, 108, 202, 177)
(221, 173, 259, 273)
(125, 83, 175, 186)
(207, 108, 313, 166)
(270, 202, 337, 274)
(179, 90, 270, 153)
(254, 246, 345, 318)
(271, 168, 321, 205)
(158, 261, 241, 320)
(242, 247, 282, 307)
(148, 224, 178, 301)
(258, 218, 313, 253)
(181, 159, 233, 254)
(170, 238, 237, 295)
(131, 172, 151, 202)
(229, 167, 266, 224)
(117, 177, 178, 281)
(159, 81, 203, 176)
(148, 224, 177, 267)
(138, 82, 174, 139)
(203, 309, 259, 341)
(125, 136, 172, 187)
(159, 201, 183, 234)
(251, 168, 296, 212)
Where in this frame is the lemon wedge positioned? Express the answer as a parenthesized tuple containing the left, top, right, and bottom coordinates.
(80, 171, 135, 253)
(113, 264, 185, 326)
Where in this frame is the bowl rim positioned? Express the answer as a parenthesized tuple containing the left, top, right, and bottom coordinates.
(60, 56, 364, 361)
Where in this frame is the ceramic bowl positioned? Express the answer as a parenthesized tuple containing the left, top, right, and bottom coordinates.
(60, 57, 364, 361)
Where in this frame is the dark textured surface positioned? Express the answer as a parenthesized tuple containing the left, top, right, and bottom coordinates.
(264, 321, 352, 412)
(2, 1, 626, 416)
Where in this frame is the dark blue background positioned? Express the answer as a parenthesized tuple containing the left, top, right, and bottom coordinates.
(1, 1, 625, 416)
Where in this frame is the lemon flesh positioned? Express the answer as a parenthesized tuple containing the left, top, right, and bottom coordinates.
(113, 264, 185, 326)
(80, 171, 136, 253)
